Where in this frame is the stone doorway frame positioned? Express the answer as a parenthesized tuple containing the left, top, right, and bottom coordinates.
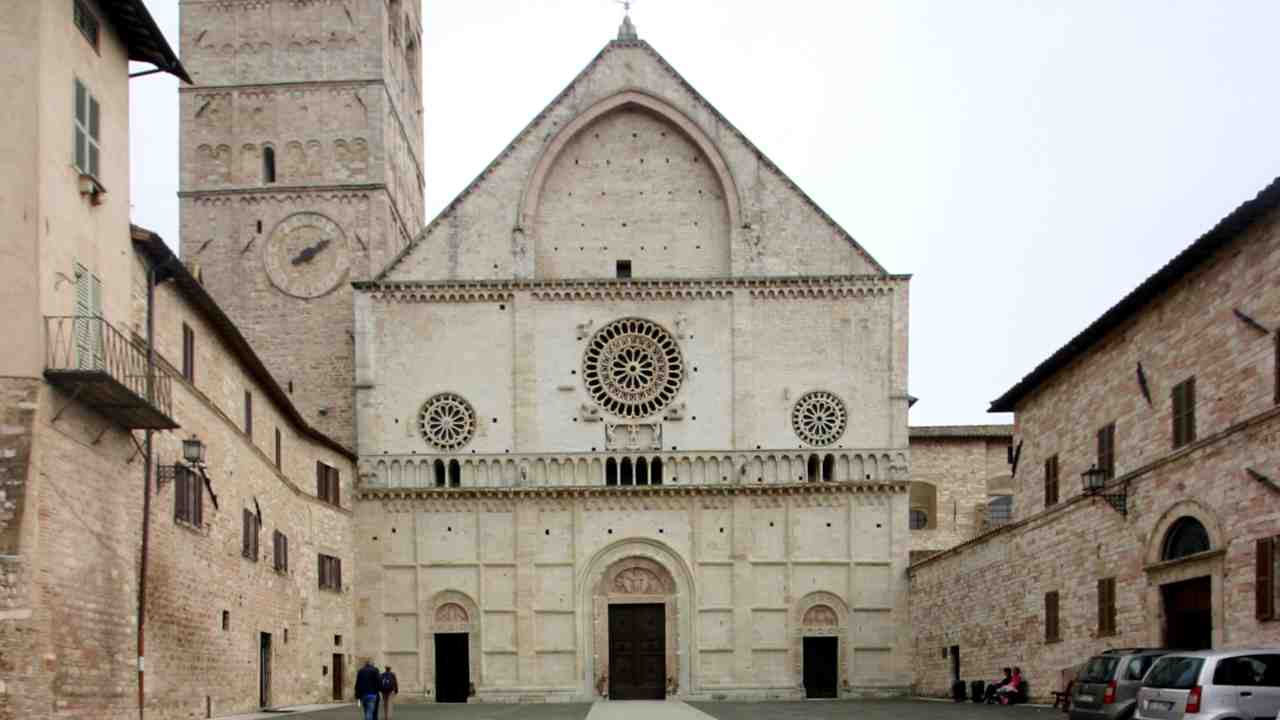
(423, 590, 481, 700)
(1143, 500, 1225, 648)
(580, 539, 694, 698)
(793, 591, 849, 694)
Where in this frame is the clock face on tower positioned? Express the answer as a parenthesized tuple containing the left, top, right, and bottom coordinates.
(263, 212, 351, 299)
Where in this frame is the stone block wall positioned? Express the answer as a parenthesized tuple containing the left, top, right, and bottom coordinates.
(0, 379, 38, 554)
(910, 410, 1280, 702)
(1008, 206, 1280, 521)
(906, 430, 1012, 555)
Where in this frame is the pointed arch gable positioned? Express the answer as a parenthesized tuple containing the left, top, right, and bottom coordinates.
(519, 89, 743, 232)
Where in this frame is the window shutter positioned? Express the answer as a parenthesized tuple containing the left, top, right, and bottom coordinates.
(316, 461, 325, 498)
(1258, 537, 1275, 621)
(335, 558, 342, 589)
(318, 555, 326, 588)
(193, 470, 203, 527)
(174, 466, 188, 522)
(283, 534, 289, 572)
(1046, 591, 1059, 642)
(1184, 377, 1196, 444)
(244, 391, 253, 437)
(1098, 578, 1116, 635)
(243, 509, 252, 559)
(74, 265, 92, 369)
(87, 95, 100, 177)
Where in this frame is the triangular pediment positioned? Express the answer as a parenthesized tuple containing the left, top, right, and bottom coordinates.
(378, 37, 886, 283)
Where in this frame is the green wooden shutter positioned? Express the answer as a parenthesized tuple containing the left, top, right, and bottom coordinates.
(74, 264, 92, 368)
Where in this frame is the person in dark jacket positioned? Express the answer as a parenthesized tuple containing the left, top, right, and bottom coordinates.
(379, 665, 399, 720)
(354, 660, 381, 720)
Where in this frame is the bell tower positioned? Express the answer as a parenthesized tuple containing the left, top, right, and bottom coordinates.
(177, 0, 425, 448)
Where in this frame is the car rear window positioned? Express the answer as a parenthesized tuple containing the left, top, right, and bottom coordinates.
(1079, 656, 1121, 683)
(1212, 655, 1280, 687)
(1145, 657, 1204, 689)
(1123, 655, 1158, 681)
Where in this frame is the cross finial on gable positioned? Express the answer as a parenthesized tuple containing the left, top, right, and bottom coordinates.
(615, 0, 639, 41)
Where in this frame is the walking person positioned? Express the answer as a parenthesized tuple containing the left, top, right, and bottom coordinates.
(379, 665, 399, 720)
(355, 659, 381, 720)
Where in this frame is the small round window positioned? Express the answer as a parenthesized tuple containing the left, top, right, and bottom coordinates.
(418, 392, 477, 451)
(1161, 516, 1210, 561)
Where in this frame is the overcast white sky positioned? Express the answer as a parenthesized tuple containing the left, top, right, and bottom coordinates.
(129, 1, 1280, 427)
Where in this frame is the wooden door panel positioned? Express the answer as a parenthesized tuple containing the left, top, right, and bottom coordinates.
(609, 604, 666, 700)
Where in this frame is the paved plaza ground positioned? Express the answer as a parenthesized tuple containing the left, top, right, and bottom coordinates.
(285, 698, 1063, 720)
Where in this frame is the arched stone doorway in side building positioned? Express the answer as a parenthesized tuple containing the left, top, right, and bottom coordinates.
(582, 540, 693, 701)
(426, 591, 481, 703)
(794, 592, 848, 699)
(1145, 502, 1224, 650)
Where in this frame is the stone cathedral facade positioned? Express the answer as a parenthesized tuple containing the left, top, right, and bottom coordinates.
(181, 5, 914, 703)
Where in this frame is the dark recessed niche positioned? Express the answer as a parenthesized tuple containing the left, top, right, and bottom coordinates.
(769, 521, 775, 527)
(498, 304, 506, 310)
(394, 418, 399, 424)
(632, 132, 638, 138)
(492, 417, 498, 423)
(391, 528, 396, 533)
(492, 264, 498, 269)
(607, 529, 613, 534)
(694, 157, 700, 163)
(658, 528, 664, 534)
(826, 523, 832, 528)
(696, 245, 702, 250)
(594, 133, 600, 139)
(571, 369, 577, 375)
(756, 445, 761, 449)
(866, 474, 872, 480)
(373, 536, 379, 541)
(545, 529, 550, 535)
(640, 158, 645, 164)
(606, 159, 611, 166)
(692, 416, 697, 421)
(721, 476, 727, 481)
(575, 159, 579, 165)
(876, 523, 883, 528)
(622, 222, 627, 227)
(573, 418, 578, 423)
(719, 527, 725, 533)
(592, 447, 597, 451)
(447, 527, 452, 532)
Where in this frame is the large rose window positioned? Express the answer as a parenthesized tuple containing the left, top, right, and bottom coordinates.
(791, 391, 848, 446)
(582, 318, 684, 419)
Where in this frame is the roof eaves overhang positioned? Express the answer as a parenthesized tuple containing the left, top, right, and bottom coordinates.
(101, 0, 192, 83)
(989, 175, 1280, 414)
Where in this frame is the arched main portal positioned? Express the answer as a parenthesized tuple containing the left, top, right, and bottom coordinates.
(579, 539, 694, 699)
(423, 590, 481, 702)
(1144, 501, 1224, 650)
(794, 591, 849, 698)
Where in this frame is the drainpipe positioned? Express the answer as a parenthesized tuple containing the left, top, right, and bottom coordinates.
(137, 258, 157, 720)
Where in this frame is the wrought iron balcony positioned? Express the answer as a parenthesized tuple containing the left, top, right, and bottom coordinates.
(44, 316, 178, 429)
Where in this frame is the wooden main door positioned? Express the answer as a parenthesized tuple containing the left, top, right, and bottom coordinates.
(332, 653, 344, 701)
(1163, 576, 1212, 649)
(803, 636, 838, 698)
(608, 603, 666, 700)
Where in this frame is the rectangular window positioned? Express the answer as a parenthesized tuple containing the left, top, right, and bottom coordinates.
(1097, 577, 1117, 636)
(181, 323, 195, 382)
(1044, 454, 1060, 508)
(73, 0, 99, 50)
(242, 508, 260, 561)
(1097, 422, 1116, 481)
(1172, 377, 1197, 448)
(273, 530, 289, 573)
(318, 554, 342, 591)
(73, 78, 100, 178)
(274, 428, 282, 470)
(1045, 590, 1060, 643)
(1258, 536, 1277, 621)
(173, 466, 203, 527)
(244, 390, 253, 438)
(316, 461, 340, 507)
(616, 259, 632, 279)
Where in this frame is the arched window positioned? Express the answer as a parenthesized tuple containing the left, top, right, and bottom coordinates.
(636, 457, 649, 486)
(987, 495, 1013, 525)
(909, 509, 928, 530)
(262, 145, 276, 184)
(822, 454, 835, 482)
(448, 459, 461, 488)
(807, 454, 820, 483)
(433, 459, 446, 488)
(605, 458, 618, 486)
(651, 458, 664, 485)
(620, 457, 634, 486)
(1162, 517, 1210, 561)
(909, 482, 938, 530)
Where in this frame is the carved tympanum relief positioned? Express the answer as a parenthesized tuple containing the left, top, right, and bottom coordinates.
(802, 604, 838, 627)
(434, 602, 469, 624)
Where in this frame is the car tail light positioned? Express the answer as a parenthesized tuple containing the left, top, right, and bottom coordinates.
(1103, 680, 1117, 704)
(1185, 685, 1202, 714)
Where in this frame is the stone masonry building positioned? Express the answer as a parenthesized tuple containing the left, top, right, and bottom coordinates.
(910, 177, 1280, 702)
(0, 3, 356, 718)
(177, 0, 427, 449)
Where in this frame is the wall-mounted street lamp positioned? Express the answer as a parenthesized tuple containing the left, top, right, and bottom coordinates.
(182, 436, 206, 466)
(1082, 464, 1127, 517)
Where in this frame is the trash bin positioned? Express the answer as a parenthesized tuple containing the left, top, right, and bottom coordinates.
(971, 680, 986, 703)
(952, 680, 967, 702)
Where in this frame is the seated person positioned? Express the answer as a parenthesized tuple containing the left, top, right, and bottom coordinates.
(996, 667, 1024, 704)
(985, 668, 1013, 702)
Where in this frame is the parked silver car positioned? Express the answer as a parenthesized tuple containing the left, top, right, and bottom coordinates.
(1135, 649, 1280, 720)
(1071, 648, 1173, 720)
